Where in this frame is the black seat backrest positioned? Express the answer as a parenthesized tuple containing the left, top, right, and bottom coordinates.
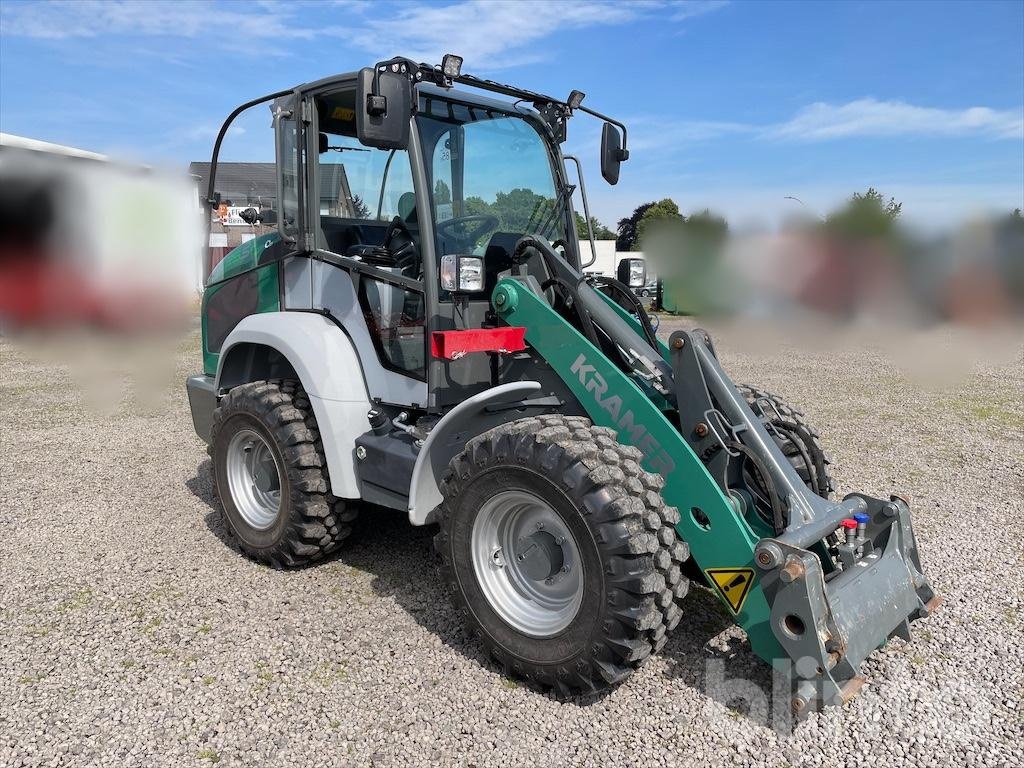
(482, 231, 520, 293)
(482, 231, 554, 297)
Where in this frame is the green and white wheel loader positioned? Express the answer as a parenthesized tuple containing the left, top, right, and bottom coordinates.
(187, 55, 939, 711)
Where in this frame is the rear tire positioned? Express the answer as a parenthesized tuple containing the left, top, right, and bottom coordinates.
(435, 414, 689, 694)
(210, 379, 357, 568)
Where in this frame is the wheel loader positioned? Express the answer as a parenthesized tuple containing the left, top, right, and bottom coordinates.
(186, 55, 939, 713)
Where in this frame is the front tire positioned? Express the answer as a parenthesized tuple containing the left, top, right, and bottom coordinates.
(436, 415, 689, 694)
(210, 379, 357, 568)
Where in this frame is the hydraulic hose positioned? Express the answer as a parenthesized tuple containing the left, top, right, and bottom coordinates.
(512, 236, 674, 388)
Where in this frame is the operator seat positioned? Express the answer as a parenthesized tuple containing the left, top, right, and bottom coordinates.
(483, 231, 555, 302)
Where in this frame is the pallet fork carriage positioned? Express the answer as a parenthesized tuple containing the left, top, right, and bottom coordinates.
(187, 54, 938, 711)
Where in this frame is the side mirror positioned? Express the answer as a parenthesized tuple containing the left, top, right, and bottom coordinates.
(440, 254, 485, 293)
(258, 208, 277, 225)
(356, 67, 411, 150)
(601, 123, 627, 185)
(617, 257, 646, 288)
(239, 207, 259, 225)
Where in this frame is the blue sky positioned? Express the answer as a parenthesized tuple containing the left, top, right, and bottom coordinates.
(1, 0, 1021, 231)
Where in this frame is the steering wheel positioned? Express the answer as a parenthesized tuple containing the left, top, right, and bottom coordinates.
(435, 214, 499, 247)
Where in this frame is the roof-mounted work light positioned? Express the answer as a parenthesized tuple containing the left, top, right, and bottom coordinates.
(567, 90, 586, 110)
(441, 54, 463, 80)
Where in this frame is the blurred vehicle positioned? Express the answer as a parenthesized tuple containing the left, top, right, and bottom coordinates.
(0, 133, 200, 333)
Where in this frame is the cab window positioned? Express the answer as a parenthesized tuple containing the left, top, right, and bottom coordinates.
(314, 90, 419, 257)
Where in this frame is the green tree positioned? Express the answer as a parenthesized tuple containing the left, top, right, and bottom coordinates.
(636, 198, 683, 247)
(350, 194, 370, 220)
(616, 201, 655, 251)
(825, 188, 902, 238)
(681, 208, 728, 240)
(574, 212, 615, 240)
(434, 179, 452, 204)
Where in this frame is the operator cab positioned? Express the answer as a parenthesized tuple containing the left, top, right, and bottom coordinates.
(199, 55, 636, 411)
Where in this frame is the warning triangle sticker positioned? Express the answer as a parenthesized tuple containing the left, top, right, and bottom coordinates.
(705, 567, 755, 614)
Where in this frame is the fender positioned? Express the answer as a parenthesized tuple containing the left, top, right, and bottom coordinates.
(216, 312, 371, 499)
(408, 381, 542, 526)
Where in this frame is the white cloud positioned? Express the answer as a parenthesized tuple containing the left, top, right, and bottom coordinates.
(626, 116, 753, 150)
(671, 0, 730, 22)
(1, 0, 728, 68)
(340, 1, 644, 67)
(770, 98, 1023, 141)
(616, 99, 1024, 153)
(0, 0, 315, 41)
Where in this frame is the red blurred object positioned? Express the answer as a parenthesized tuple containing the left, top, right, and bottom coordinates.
(840, 519, 858, 530)
(0, 248, 188, 331)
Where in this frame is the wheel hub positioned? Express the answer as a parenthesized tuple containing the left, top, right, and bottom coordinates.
(225, 428, 282, 531)
(515, 531, 565, 582)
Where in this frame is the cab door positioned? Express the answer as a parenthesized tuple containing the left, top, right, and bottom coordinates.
(297, 83, 429, 408)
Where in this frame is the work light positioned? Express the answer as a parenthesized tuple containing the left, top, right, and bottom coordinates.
(441, 54, 463, 79)
(440, 254, 484, 292)
(567, 90, 586, 110)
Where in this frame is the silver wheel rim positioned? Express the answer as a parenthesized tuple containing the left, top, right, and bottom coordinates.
(225, 428, 282, 530)
(470, 489, 584, 637)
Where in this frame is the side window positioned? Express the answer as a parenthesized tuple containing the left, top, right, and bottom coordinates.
(431, 130, 455, 224)
(276, 107, 301, 241)
(314, 90, 418, 250)
(358, 278, 426, 379)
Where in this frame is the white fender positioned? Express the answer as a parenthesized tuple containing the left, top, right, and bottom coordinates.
(407, 381, 542, 525)
(217, 312, 371, 498)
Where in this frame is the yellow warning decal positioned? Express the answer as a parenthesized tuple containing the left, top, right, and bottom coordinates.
(331, 106, 355, 121)
(705, 567, 755, 614)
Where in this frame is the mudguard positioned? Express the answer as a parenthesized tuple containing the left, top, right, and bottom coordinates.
(216, 312, 372, 498)
(408, 381, 542, 525)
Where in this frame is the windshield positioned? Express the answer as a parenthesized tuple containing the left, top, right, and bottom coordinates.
(417, 95, 569, 260)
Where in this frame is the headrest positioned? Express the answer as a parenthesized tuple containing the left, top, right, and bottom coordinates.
(398, 192, 417, 223)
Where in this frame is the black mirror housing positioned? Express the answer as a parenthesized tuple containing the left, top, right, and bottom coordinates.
(601, 122, 625, 185)
(239, 207, 259, 225)
(356, 67, 411, 150)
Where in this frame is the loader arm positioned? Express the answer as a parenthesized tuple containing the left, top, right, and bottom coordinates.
(492, 275, 938, 712)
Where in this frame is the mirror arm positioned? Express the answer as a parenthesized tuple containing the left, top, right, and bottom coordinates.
(579, 105, 629, 160)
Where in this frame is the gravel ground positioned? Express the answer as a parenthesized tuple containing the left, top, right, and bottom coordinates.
(1, 321, 1021, 767)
